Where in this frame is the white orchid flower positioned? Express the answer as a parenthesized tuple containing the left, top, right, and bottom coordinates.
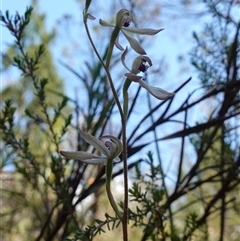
(99, 8, 163, 55)
(121, 48, 175, 100)
(60, 130, 122, 165)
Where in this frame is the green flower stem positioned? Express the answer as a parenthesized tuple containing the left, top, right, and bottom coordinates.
(83, 18, 123, 122)
(84, 16, 129, 241)
(106, 159, 123, 220)
(121, 78, 132, 241)
(121, 118, 128, 241)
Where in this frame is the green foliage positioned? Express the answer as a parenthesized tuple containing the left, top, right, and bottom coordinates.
(1, 5, 72, 240)
(129, 152, 168, 241)
(2, 1, 62, 110)
(59, 46, 116, 135)
(67, 213, 121, 241)
(191, 1, 239, 89)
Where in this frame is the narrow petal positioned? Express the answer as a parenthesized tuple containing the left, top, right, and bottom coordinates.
(99, 19, 115, 28)
(80, 157, 108, 165)
(60, 150, 107, 165)
(60, 150, 100, 160)
(123, 27, 164, 35)
(138, 80, 175, 100)
(124, 73, 142, 82)
(80, 130, 110, 157)
(115, 34, 125, 51)
(87, 13, 96, 20)
(121, 47, 132, 72)
(121, 30, 146, 54)
(113, 156, 121, 163)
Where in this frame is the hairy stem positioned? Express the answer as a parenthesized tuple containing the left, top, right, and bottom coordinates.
(84, 13, 128, 241)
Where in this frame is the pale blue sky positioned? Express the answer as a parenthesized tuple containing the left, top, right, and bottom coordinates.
(1, 0, 210, 177)
(1, 0, 202, 169)
(1, 0, 199, 89)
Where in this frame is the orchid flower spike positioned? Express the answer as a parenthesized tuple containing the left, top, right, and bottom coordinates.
(99, 8, 164, 55)
(121, 48, 175, 100)
(60, 130, 122, 165)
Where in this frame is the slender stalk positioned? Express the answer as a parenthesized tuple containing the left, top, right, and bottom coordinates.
(83, 14, 129, 241)
(121, 78, 133, 241)
(220, 126, 225, 241)
(106, 159, 123, 219)
(121, 117, 128, 241)
(83, 18, 124, 122)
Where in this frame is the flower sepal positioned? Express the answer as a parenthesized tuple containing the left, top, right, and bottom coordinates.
(121, 49, 175, 100)
(60, 130, 122, 165)
(99, 8, 164, 54)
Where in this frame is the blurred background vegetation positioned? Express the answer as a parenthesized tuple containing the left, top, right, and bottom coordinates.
(1, 0, 239, 240)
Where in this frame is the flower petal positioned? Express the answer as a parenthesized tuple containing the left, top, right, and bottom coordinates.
(121, 30, 146, 55)
(141, 56, 152, 67)
(60, 150, 98, 160)
(100, 135, 123, 158)
(87, 13, 96, 20)
(131, 56, 142, 74)
(116, 9, 135, 27)
(80, 130, 110, 157)
(131, 56, 152, 74)
(99, 19, 115, 28)
(115, 34, 125, 51)
(121, 47, 131, 72)
(123, 27, 164, 35)
(80, 157, 108, 165)
(113, 156, 121, 163)
(104, 141, 118, 157)
(138, 80, 175, 100)
(124, 73, 142, 82)
(60, 150, 107, 165)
